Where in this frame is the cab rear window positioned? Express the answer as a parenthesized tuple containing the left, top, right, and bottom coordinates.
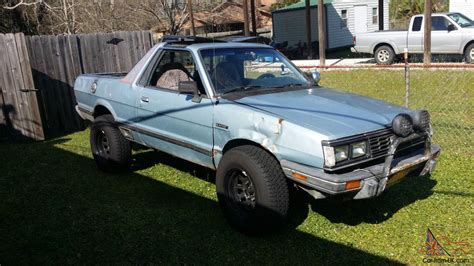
(412, 17, 422, 31)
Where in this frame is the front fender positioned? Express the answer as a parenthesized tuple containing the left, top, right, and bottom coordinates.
(213, 101, 325, 169)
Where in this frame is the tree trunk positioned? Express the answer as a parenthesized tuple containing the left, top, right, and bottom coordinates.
(423, 0, 432, 64)
(318, 0, 326, 66)
(305, 0, 312, 59)
(243, 0, 250, 36)
(250, 0, 257, 36)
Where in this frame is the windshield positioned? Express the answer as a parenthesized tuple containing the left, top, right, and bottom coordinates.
(447, 13, 474, 28)
(200, 48, 309, 95)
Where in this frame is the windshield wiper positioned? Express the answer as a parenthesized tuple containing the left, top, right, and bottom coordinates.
(223, 85, 262, 94)
(272, 83, 306, 89)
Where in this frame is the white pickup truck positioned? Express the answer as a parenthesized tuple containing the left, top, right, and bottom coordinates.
(352, 12, 474, 64)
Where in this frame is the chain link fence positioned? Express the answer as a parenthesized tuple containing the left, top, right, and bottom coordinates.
(311, 65, 473, 156)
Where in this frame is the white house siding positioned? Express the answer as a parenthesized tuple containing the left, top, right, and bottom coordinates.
(450, 0, 474, 19)
(273, 0, 390, 49)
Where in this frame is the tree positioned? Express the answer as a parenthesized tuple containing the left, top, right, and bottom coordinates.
(389, 0, 448, 29)
(1, 0, 197, 35)
(390, 0, 448, 21)
(125, 0, 190, 35)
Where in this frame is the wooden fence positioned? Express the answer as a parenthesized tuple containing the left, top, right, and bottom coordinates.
(0, 31, 153, 140)
(0, 33, 44, 140)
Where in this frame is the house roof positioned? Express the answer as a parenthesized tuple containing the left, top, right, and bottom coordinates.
(273, 0, 333, 13)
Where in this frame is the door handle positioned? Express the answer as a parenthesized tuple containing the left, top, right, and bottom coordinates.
(141, 96, 149, 103)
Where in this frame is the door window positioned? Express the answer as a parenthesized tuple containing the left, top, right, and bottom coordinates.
(149, 50, 204, 93)
(431, 17, 453, 31)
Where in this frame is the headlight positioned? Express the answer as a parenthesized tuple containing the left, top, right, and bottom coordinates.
(351, 141, 367, 158)
(334, 146, 349, 162)
(323, 141, 368, 168)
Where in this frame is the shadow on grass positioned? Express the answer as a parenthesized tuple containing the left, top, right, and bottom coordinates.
(132, 146, 437, 227)
(0, 138, 405, 264)
(309, 175, 436, 226)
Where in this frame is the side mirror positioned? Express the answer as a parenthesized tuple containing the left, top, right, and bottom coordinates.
(280, 64, 290, 75)
(178, 81, 202, 103)
(447, 24, 456, 32)
(306, 69, 321, 85)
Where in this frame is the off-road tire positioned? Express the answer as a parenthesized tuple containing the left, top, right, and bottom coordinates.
(374, 45, 395, 65)
(216, 145, 289, 234)
(90, 114, 131, 172)
(464, 43, 474, 64)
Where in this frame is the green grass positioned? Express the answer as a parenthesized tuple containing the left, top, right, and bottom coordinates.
(0, 70, 473, 264)
(320, 69, 474, 155)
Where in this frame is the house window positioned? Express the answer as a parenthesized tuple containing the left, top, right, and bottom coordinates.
(372, 7, 378, 24)
(341, 10, 348, 28)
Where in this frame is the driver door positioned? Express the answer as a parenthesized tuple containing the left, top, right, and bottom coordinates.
(430, 16, 462, 53)
(135, 48, 215, 168)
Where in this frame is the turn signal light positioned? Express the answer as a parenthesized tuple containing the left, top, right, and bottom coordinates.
(292, 172, 307, 181)
(345, 180, 361, 190)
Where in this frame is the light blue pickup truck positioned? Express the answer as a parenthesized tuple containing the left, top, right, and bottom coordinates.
(74, 36, 440, 233)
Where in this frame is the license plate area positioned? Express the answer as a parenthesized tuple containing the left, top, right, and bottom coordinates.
(387, 168, 410, 186)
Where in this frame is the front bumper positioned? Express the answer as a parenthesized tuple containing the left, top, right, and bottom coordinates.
(281, 135, 441, 200)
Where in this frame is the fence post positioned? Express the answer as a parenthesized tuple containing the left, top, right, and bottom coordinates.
(404, 48, 410, 108)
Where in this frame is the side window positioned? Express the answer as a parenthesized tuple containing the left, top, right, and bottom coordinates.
(341, 10, 348, 28)
(412, 17, 422, 32)
(432, 16, 452, 31)
(149, 50, 204, 94)
(372, 7, 378, 25)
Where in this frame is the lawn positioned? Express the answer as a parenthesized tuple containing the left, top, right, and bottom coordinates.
(0, 70, 472, 264)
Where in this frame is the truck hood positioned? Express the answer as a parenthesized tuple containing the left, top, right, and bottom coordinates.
(462, 26, 474, 32)
(233, 87, 410, 139)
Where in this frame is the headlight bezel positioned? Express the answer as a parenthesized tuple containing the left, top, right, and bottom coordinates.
(322, 140, 370, 169)
(322, 141, 369, 168)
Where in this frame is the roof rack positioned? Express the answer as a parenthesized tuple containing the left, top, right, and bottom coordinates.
(161, 35, 227, 45)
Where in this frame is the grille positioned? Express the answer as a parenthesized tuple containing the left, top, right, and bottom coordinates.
(395, 135, 426, 157)
(368, 128, 394, 158)
(323, 127, 427, 172)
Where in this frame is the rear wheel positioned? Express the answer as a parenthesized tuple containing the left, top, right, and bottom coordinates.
(464, 43, 474, 64)
(90, 114, 131, 172)
(216, 145, 289, 234)
(374, 45, 395, 65)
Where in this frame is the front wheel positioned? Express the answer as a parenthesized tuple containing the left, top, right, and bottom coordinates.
(374, 45, 395, 65)
(90, 114, 131, 172)
(464, 43, 474, 64)
(216, 145, 289, 234)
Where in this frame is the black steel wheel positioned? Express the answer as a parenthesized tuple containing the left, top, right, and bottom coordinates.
(216, 145, 289, 235)
(90, 114, 131, 172)
(96, 130, 111, 158)
(228, 169, 256, 211)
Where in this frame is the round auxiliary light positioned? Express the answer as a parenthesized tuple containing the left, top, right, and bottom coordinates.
(392, 114, 413, 137)
(411, 109, 430, 131)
